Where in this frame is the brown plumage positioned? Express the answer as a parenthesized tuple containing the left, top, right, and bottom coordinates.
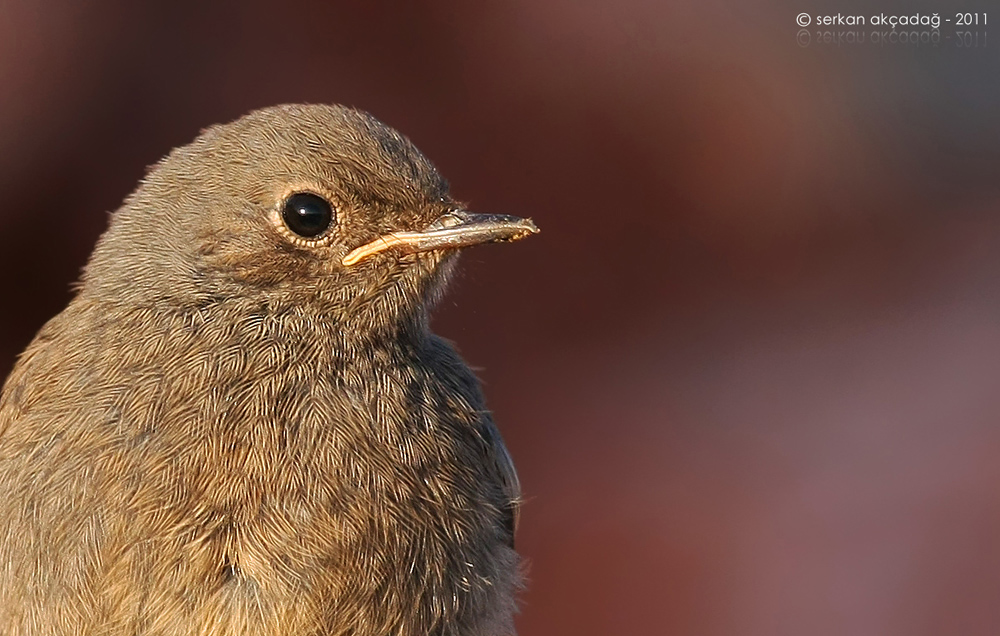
(0, 104, 537, 635)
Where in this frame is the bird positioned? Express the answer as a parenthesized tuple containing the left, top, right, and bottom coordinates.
(0, 104, 538, 636)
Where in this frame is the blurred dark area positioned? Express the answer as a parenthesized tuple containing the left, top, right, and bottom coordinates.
(2, 1, 999, 634)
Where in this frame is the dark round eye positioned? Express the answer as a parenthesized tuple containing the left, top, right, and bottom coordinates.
(281, 192, 334, 238)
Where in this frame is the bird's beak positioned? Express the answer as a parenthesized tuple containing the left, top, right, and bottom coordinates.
(342, 210, 539, 266)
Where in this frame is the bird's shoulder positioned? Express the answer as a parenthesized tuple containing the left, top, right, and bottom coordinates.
(420, 334, 521, 546)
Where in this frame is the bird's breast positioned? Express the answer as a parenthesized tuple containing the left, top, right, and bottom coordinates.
(1, 306, 515, 634)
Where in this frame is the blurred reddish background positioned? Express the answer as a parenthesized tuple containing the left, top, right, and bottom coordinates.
(1, 1, 998, 634)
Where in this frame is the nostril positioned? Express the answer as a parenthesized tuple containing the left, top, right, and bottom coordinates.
(427, 212, 465, 231)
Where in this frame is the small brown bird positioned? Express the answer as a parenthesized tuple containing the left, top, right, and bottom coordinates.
(0, 104, 537, 635)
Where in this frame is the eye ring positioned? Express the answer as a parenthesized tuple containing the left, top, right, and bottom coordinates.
(280, 192, 336, 241)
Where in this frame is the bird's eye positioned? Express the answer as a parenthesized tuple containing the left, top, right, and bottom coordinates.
(281, 192, 334, 238)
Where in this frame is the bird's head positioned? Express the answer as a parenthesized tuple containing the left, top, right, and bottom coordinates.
(81, 104, 537, 335)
